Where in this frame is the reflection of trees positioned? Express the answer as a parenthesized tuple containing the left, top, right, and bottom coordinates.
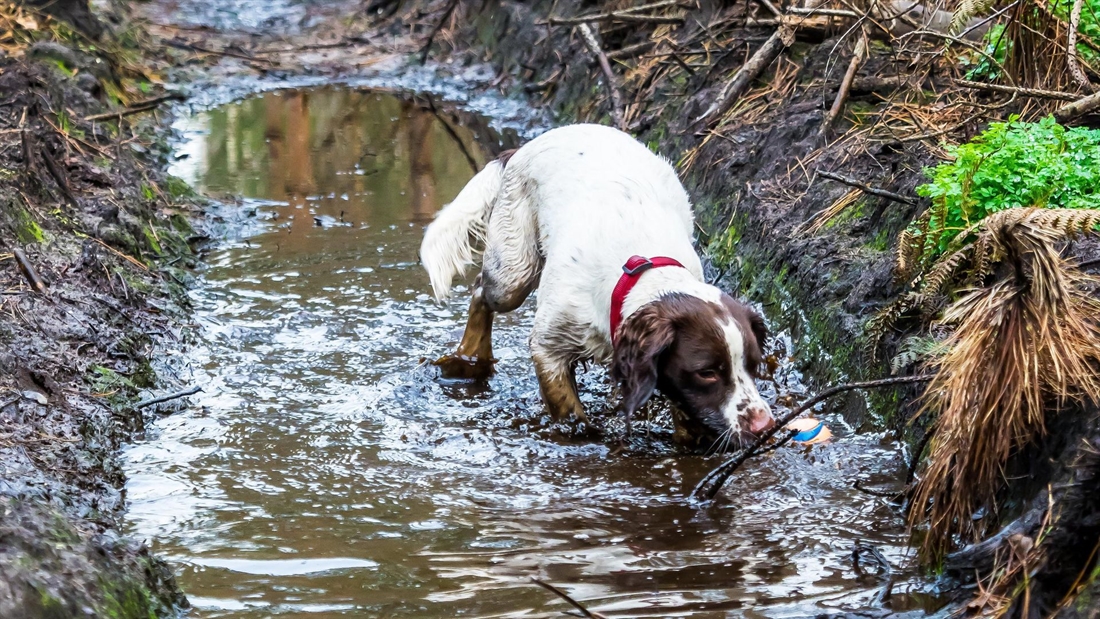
(404, 101, 438, 224)
(281, 92, 318, 239)
(198, 89, 489, 241)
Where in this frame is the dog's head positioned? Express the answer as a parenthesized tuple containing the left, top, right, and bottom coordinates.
(611, 292, 774, 443)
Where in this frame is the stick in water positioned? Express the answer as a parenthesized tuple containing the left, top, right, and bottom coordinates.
(690, 375, 934, 502)
(135, 385, 203, 410)
(531, 578, 608, 619)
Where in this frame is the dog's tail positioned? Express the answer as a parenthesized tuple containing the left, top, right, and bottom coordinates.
(420, 159, 504, 301)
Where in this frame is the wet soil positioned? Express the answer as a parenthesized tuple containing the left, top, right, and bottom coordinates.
(121, 85, 945, 617)
(0, 27, 193, 617)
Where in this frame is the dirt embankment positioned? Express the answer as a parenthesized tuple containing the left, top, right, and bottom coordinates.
(1, 4, 198, 616)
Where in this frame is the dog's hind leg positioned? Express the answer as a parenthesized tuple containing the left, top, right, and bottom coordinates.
(435, 180, 541, 380)
(434, 274, 498, 379)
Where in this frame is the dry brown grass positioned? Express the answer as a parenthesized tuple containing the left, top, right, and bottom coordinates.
(907, 208, 1100, 564)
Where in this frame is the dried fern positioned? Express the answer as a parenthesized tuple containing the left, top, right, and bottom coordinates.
(950, 0, 998, 35)
(909, 208, 1100, 565)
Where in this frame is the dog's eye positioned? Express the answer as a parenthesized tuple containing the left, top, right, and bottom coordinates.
(695, 369, 719, 382)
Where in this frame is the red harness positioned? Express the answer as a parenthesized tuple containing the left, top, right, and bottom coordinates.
(609, 255, 685, 346)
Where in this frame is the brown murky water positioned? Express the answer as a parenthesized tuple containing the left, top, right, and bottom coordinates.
(124, 87, 938, 617)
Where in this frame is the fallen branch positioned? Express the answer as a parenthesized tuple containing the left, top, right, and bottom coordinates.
(952, 79, 1081, 101)
(819, 27, 868, 140)
(135, 385, 202, 410)
(531, 578, 608, 619)
(419, 0, 461, 65)
(1054, 89, 1100, 123)
(607, 40, 657, 60)
(84, 93, 187, 123)
(690, 375, 934, 502)
(539, 0, 687, 26)
(695, 25, 795, 126)
(542, 12, 683, 25)
(39, 145, 77, 208)
(1068, 0, 1096, 93)
(817, 169, 916, 205)
(164, 39, 271, 64)
(12, 248, 47, 294)
(577, 23, 626, 130)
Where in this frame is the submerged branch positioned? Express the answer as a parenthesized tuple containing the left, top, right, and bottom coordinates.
(531, 578, 608, 619)
(691, 375, 934, 502)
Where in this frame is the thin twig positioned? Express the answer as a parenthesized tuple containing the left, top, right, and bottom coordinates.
(578, 23, 626, 130)
(1068, 0, 1096, 93)
(39, 145, 77, 208)
(134, 385, 202, 410)
(952, 79, 1081, 101)
(820, 26, 868, 140)
(539, 0, 688, 25)
(531, 578, 608, 619)
(690, 375, 934, 502)
(817, 169, 915, 205)
(542, 12, 684, 25)
(419, 0, 461, 65)
(84, 93, 187, 123)
(787, 6, 862, 17)
(12, 248, 47, 294)
(425, 99, 479, 173)
(164, 39, 272, 64)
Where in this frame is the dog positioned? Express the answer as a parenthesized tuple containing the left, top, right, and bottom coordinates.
(420, 124, 774, 441)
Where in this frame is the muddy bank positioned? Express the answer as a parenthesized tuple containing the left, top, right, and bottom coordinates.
(0, 4, 197, 615)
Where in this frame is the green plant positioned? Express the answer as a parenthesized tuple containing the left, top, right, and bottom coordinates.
(907, 116, 1100, 268)
(959, 23, 1011, 80)
(1050, 0, 1100, 63)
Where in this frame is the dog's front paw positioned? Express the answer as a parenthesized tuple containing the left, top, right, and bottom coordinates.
(433, 353, 496, 380)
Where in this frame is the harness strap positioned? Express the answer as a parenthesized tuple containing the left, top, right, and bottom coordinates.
(609, 255, 685, 346)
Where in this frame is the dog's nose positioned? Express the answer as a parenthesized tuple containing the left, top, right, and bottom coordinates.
(746, 407, 775, 435)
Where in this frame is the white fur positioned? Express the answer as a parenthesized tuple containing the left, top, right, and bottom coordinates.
(421, 124, 769, 424)
(420, 160, 503, 301)
(720, 319, 770, 429)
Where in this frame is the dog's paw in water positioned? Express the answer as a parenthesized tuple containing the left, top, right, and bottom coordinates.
(432, 353, 496, 381)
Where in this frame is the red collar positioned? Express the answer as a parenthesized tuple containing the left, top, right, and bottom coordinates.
(610, 255, 685, 346)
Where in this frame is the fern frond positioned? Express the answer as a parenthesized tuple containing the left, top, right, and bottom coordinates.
(950, 0, 996, 36)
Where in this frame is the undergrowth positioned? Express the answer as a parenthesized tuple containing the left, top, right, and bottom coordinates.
(904, 116, 1100, 269)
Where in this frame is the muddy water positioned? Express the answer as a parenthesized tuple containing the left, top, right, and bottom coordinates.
(124, 87, 936, 618)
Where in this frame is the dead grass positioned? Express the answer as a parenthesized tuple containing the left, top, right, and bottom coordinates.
(907, 208, 1100, 565)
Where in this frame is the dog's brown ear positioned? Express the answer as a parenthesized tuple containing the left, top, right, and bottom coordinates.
(749, 310, 767, 353)
(611, 304, 676, 422)
(742, 308, 768, 377)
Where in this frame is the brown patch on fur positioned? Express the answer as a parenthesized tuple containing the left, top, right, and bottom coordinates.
(533, 355, 587, 422)
(496, 148, 518, 168)
(611, 293, 767, 439)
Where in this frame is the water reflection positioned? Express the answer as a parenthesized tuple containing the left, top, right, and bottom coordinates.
(127, 87, 938, 618)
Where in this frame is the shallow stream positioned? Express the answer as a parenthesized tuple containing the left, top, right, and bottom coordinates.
(123, 86, 938, 618)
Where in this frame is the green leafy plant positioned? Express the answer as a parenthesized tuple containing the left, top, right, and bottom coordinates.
(907, 116, 1100, 268)
(866, 119, 1100, 354)
(959, 23, 1011, 80)
(1050, 0, 1100, 63)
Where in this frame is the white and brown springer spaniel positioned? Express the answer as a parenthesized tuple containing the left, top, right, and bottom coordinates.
(420, 124, 774, 440)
